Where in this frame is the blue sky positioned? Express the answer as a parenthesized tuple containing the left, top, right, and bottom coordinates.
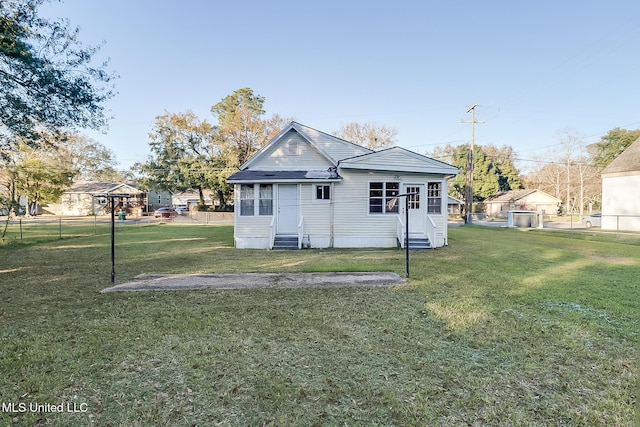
(41, 1, 640, 172)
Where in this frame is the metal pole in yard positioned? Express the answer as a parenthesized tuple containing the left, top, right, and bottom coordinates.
(392, 192, 417, 278)
(405, 196, 410, 278)
(19, 218, 23, 241)
(110, 196, 116, 283)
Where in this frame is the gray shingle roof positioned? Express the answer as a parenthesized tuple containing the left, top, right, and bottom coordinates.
(65, 181, 141, 195)
(227, 170, 341, 182)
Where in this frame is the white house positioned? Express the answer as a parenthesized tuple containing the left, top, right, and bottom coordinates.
(227, 122, 459, 249)
(601, 136, 640, 231)
(61, 181, 144, 216)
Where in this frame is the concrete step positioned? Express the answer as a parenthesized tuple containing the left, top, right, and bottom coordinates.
(273, 235, 299, 250)
(407, 238, 431, 250)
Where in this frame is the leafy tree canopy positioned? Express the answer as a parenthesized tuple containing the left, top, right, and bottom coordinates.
(431, 143, 523, 200)
(589, 127, 640, 169)
(0, 131, 119, 216)
(137, 111, 221, 206)
(334, 121, 398, 150)
(0, 0, 116, 147)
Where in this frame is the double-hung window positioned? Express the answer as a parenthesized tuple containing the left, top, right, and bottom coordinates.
(240, 184, 255, 216)
(427, 182, 442, 214)
(259, 184, 273, 215)
(369, 182, 399, 214)
(240, 184, 273, 216)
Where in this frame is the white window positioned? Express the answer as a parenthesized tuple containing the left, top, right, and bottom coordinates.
(259, 184, 273, 215)
(288, 140, 300, 156)
(369, 182, 399, 214)
(427, 182, 442, 214)
(240, 184, 255, 216)
(240, 184, 274, 216)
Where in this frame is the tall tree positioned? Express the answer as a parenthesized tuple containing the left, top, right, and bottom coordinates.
(138, 111, 222, 207)
(482, 144, 523, 191)
(334, 121, 398, 150)
(1, 131, 119, 217)
(431, 143, 520, 201)
(0, 0, 116, 148)
(46, 132, 121, 181)
(589, 127, 640, 169)
(211, 88, 269, 167)
(3, 140, 74, 215)
(525, 129, 601, 214)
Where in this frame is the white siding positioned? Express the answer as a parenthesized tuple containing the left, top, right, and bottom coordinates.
(602, 174, 640, 231)
(233, 184, 274, 249)
(249, 132, 333, 170)
(332, 170, 450, 248)
(333, 171, 397, 246)
(300, 184, 332, 248)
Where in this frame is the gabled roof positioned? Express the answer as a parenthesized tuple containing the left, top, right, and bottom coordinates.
(338, 146, 459, 175)
(484, 189, 560, 203)
(240, 121, 372, 170)
(65, 181, 142, 195)
(602, 136, 640, 175)
(448, 195, 463, 205)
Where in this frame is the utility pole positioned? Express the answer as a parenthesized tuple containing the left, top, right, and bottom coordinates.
(460, 104, 484, 224)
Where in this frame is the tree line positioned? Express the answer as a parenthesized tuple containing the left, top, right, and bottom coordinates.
(1, 2, 637, 220)
(429, 127, 639, 215)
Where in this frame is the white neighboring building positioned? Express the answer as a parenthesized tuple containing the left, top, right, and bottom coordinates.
(601, 136, 640, 231)
(227, 122, 459, 249)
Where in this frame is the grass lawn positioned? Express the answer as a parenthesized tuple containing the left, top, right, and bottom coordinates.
(0, 224, 638, 426)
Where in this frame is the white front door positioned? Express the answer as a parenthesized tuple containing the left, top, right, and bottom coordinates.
(277, 184, 298, 234)
(404, 184, 426, 235)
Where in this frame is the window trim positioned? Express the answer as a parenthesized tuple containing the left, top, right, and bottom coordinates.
(427, 181, 442, 214)
(314, 184, 331, 203)
(239, 184, 255, 216)
(368, 181, 400, 215)
(259, 184, 273, 216)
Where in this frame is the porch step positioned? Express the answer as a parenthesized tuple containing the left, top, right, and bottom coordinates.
(407, 237, 432, 250)
(273, 235, 299, 250)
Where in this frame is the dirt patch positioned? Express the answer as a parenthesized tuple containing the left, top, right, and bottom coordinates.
(101, 272, 405, 293)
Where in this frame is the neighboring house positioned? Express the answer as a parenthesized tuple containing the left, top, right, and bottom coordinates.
(146, 189, 173, 212)
(447, 195, 464, 215)
(483, 189, 561, 218)
(601, 136, 640, 231)
(227, 122, 459, 249)
(61, 181, 144, 216)
(172, 189, 214, 208)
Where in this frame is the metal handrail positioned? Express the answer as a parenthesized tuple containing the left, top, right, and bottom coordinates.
(297, 216, 304, 249)
(396, 215, 405, 248)
(269, 216, 276, 249)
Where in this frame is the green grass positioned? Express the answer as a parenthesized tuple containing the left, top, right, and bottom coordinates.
(1, 225, 638, 426)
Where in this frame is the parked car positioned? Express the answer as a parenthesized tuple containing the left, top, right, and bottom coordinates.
(175, 206, 189, 216)
(582, 212, 601, 228)
(154, 207, 176, 218)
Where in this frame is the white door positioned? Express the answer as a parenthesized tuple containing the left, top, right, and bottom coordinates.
(404, 184, 426, 235)
(277, 184, 298, 234)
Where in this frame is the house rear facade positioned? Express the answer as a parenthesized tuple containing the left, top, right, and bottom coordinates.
(227, 122, 458, 249)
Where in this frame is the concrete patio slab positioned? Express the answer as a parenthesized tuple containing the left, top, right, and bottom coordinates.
(101, 272, 405, 293)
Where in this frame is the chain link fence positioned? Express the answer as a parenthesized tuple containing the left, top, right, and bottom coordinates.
(0, 212, 233, 244)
